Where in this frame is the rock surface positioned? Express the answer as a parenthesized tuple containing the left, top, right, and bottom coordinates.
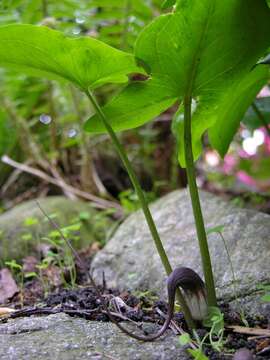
(92, 189, 270, 312)
(0, 313, 188, 360)
(0, 196, 112, 262)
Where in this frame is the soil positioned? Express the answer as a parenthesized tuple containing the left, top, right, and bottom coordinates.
(0, 239, 269, 360)
(2, 281, 270, 360)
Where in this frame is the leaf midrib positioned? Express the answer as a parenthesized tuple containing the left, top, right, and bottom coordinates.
(184, 2, 216, 99)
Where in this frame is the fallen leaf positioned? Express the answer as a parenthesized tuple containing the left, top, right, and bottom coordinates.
(256, 338, 270, 352)
(22, 256, 39, 274)
(42, 265, 63, 287)
(0, 268, 19, 304)
(36, 243, 53, 258)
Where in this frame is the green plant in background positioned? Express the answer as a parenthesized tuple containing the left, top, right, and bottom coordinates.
(0, 0, 270, 336)
(0, 21, 193, 328)
(0, 0, 160, 199)
(44, 223, 79, 288)
(257, 284, 270, 303)
(179, 331, 209, 360)
(119, 188, 156, 214)
(85, 0, 270, 307)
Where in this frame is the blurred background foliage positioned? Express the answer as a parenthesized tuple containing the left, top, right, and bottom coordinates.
(0, 0, 269, 215)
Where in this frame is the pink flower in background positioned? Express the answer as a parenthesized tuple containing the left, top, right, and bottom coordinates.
(261, 128, 270, 154)
(222, 154, 237, 174)
(238, 149, 250, 158)
(257, 86, 270, 98)
(236, 171, 257, 187)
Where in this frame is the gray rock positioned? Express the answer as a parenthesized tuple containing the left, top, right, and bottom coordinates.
(0, 196, 112, 262)
(92, 189, 270, 311)
(0, 313, 189, 360)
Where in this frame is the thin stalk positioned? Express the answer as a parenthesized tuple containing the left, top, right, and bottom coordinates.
(47, 82, 59, 157)
(42, 0, 48, 17)
(183, 96, 217, 307)
(217, 231, 248, 326)
(70, 85, 100, 194)
(251, 102, 270, 138)
(86, 89, 195, 329)
(121, 0, 131, 50)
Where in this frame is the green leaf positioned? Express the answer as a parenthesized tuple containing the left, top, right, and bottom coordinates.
(188, 349, 209, 360)
(206, 225, 225, 236)
(84, 78, 177, 133)
(242, 98, 270, 130)
(179, 333, 191, 346)
(0, 24, 142, 91)
(23, 217, 39, 227)
(257, 284, 270, 291)
(258, 53, 270, 65)
(24, 272, 38, 278)
(161, 0, 176, 10)
(61, 223, 81, 232)
(203, 306, 224, 336)
(261, 293, 270, 302)
(85, 0, 270, 166)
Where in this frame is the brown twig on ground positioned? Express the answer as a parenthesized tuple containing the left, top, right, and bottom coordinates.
(227, 325, 270, 337)
(1, 155, 122, 211)
(248, 335, 270, 341)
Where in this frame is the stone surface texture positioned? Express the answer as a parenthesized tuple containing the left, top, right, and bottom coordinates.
(1, 190, 269, 359)
(0, 196, 112, 261)
(0, 313, 188, 360)
(92, 189, 270, 308)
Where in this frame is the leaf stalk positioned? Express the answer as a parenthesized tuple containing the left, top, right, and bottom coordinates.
(86, 89, 195, 329)
(183, 95, 217, 307)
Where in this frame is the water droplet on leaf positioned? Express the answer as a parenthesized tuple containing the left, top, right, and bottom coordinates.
(76, 17, 85, 24)
(39, 114, 52, 125)
(72, 27, 81, 35)
(68, 129, 77, 138)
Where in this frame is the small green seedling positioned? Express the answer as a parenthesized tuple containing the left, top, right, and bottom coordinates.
(202, 307, 225, 352)
(179, 307, 224, 359)
(257, 284, 270, 302)
(179, 332, 209, 360)
(23, 217, 39, 227)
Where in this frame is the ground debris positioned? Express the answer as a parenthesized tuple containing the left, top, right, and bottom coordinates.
(0, 268, 18, 304)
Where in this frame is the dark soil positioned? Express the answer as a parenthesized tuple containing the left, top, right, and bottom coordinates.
(1, 242, 269, 360)
(3, 283, 269, 360)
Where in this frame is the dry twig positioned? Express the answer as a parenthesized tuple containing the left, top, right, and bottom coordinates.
(1, 155, 122, 211)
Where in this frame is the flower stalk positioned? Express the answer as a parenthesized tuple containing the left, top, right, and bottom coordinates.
(86, 89, 195, 329)
(183, 95, 217, 307)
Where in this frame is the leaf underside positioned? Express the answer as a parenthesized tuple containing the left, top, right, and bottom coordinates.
(85, 0, 270, 166)
(0, 24, 142, 91)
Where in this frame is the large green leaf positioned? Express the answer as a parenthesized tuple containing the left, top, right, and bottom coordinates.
(0, 24, 142, 91)
(85, 0, 270, 166)
(85, 78, 177, 132)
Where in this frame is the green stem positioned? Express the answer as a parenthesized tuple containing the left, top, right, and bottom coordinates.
(86, 90, 195, 329)
(121, 0, 131, 50)
(42, 0, 48, 17)
(183, 96, 217, 307)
